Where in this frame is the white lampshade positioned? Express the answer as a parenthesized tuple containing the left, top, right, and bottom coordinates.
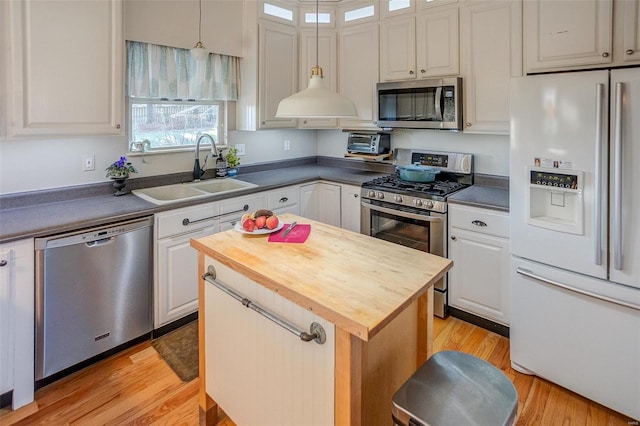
(191, 42, 209, 61)
(276, 67, 358, 118)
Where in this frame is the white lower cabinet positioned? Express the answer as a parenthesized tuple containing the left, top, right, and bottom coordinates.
(299, 182, 341, 227)
(155, 202, 219, 328)
(448, 204, 510, 325)
(204, 258, 335, 425)
(340, 184, 361, 233)
(267, 185, 300, 216)
(0, 238, 34, 409)
(218, 194, 267, 232)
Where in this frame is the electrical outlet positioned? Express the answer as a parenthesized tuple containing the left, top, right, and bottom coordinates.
(83, 154, 95, 171)
(284, 140, 290, 151)
(235, 144, 246, 156)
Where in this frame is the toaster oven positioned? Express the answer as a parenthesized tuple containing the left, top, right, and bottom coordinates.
(347, 133, 391, 155)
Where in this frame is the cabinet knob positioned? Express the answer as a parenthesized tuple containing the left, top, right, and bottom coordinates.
(303, 120, 308, 124)
(450, 235, 457, 241)
(420, 69, 426, 74)
(466, 122, 472, 127)
(353, 193, 358, 198)
(0, 260, 7, 267)
(602, 52, 610, 58)
(626, 49, 634, 55)
(409, 70, 414, 75)
(116, 124, 121, 129)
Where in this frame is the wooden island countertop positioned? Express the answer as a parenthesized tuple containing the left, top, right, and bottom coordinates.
(191, 213, 452, 342)
(191, 213, 453, 426)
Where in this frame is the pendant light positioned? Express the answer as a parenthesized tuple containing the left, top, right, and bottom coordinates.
(275, 0, 358, 118)
(190, 0, 208, 60)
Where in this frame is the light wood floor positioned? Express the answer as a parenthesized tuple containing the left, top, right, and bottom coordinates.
(1, 316, 635, 425)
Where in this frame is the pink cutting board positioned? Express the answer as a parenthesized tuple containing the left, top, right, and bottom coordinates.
(268, 223, 311, 243)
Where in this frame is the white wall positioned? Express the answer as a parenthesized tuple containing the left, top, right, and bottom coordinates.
(317, 129, 510, 176)
(0, 129, 317, 195)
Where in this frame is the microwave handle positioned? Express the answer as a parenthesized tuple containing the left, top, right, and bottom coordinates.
(434, 86, 443, 121)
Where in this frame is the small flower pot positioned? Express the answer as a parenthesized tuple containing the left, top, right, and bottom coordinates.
(227, 167, 239, 177)
(111, 177, 128, 196)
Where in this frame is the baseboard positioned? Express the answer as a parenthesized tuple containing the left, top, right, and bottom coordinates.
(152, 312, 198, 339)
(448, 307, 509, 338)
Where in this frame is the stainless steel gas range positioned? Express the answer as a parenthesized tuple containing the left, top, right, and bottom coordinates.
(360, 149, 473, 318)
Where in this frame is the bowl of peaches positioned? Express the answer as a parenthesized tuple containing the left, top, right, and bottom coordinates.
(234, 209, 284, 234)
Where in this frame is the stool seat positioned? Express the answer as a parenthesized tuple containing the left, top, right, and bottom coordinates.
(392, 351, 518, 426)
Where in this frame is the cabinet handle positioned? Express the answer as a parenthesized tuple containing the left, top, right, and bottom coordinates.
(0, 260, 7, 267)
(471, 220, 487, 227)
(409, 70, 414, 75)
(450, 235, 457, 241)
(626, 49, 634, 55)
(279, 197, 289, 203)
(182, 204, 249, 226)
(602, 52, 610, 58)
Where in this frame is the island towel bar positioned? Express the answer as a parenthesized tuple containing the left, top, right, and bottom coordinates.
(182, 204, 249, 226)
(203, 266, 327, 344)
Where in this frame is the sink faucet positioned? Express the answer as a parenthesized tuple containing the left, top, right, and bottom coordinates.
(193, 133, 218, 180)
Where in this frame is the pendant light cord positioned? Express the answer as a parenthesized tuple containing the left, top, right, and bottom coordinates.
(198, 0, 203, 43)
(315, 0, 319, 67)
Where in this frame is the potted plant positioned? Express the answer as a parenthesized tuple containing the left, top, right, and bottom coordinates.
(105, 156, 138, 195)
(225, 147, 241, 177)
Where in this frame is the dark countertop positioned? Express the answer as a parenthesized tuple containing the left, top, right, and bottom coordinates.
(447, 174, 510, 212)
(0, 162, 390, 243)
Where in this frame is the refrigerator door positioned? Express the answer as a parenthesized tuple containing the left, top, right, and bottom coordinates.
(609, 68, 640, 289)
(510, 70, 609, 279)
(510, 256, 640, 421)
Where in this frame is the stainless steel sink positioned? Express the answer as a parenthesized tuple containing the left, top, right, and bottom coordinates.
(132, 179, 257, 205)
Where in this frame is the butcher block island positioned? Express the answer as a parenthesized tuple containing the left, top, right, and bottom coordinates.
(190, 214, 452, 426)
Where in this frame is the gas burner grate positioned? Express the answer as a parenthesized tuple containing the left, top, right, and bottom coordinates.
(364, 175, 468, 197)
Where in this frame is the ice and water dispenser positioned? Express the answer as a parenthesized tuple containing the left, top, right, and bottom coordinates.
(527, 167, 584, 234)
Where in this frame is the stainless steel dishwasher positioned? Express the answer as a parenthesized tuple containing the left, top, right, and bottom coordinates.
(35, 216, 153, 381)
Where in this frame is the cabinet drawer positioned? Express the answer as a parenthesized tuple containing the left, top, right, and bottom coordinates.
(449, 204, 509, 238)
(156, 202, 219, 239)
(220, 194, 267, 221)
(267, 186, 299, 209)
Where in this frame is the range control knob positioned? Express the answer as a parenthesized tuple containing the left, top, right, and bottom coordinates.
(425, 200, 434, 209)
(413, 199, 423, 207)
(376, 192, 385, 200)
(394, 195, 403, 203)
(367, 190, 376, 198)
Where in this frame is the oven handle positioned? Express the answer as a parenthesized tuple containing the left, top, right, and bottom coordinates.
(361, 201, 443, 223)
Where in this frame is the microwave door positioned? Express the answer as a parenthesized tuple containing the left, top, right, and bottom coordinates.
(417, 88, 440, 121)
(395, 90, 414, 120)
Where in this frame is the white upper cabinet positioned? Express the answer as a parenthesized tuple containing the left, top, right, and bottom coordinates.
(460, 0, 522, 135)
(614, 0, 640, 64)
(7, 0, 123, 137)
(417, 0, 458, 10)
(258, 20, 298, 129)
(338, 22, 380, 129)
(524, 0, 613, 72)
(380, 5, 459, 81)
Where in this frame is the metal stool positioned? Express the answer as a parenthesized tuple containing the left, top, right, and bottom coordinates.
(392, 350, 518, 426)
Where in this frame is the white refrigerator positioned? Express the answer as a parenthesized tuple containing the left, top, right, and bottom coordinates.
(509, 68, 640, 420)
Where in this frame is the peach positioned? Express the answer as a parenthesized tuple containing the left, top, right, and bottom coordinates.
(255, 216, 267, 229)
(242, 218, 256, 232)
(265, 215, 279, 230)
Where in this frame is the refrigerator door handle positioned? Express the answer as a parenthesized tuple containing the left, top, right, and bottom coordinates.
(613, 82, 624, 271)
(516, 268, 640, 312)
(594, 83, 604, 266)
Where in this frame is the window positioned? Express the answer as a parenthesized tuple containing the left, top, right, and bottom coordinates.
(263, 2, 294, 21)
(344, 5, 375, 22)
(129, 98, 227, 152)
(304, 12, 331, 24)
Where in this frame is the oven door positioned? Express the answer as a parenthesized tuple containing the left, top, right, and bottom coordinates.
(360, 199, 448, 318)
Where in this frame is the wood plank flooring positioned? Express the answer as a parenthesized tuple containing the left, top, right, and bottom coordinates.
(1, 316, 635, 425)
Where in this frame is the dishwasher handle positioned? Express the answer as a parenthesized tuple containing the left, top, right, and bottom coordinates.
(85, 236, 116, 247)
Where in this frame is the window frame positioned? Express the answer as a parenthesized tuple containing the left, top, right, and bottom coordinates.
(126, 97, 229, 155)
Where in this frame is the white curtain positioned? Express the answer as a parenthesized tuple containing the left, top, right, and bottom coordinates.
(126, 41, 239, 101)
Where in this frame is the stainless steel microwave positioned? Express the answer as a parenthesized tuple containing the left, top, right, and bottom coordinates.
(377, 77, 463, 130)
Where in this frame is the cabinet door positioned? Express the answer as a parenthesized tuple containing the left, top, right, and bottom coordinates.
(8, 0, 123, 137)
(617, 0, 640, 64)
(460, 0, 522, 135)
(340, 184, 361, 233)
(299, 29, 338, 128)
(156, 226, 216, 328)
(0, 239, 34, 409)
(0, 248, 14, 394)
(299, 183, 319, 220)
(448, 227, 510, 325)
(416, 6, 459, 78)
(338, 22, 380, 129)
(380, 16, 416, 81)
(317, 183, 341, 227)
(524, 0, 613, 72)
(259, 21, 298, 129)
